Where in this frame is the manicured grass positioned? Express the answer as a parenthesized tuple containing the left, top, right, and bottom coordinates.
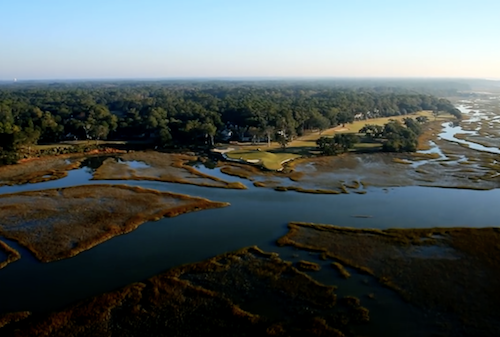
(225, 111, 439, 167)
(226, 150, 301, 170)
(336, 111, 434, 133)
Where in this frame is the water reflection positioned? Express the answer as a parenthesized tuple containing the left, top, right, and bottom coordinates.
(439, 122, 500, 154)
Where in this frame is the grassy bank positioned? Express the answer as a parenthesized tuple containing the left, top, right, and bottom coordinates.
(93, 151, 246, 189)
(0, 240, 20, 270)
(0, 246, 368, 336)
(0, 185, 229, 263)
(0, 156, 82, 187)
(278, 222, 500, 336)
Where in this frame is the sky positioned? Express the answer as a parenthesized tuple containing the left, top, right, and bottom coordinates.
(1, 0, 499, 80)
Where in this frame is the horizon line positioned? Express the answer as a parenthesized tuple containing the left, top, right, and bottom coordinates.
(1, 76, 499, 82)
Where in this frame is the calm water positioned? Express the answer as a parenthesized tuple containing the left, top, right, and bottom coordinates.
(1, 165, 500, 315)
(1, 101, 500, 335)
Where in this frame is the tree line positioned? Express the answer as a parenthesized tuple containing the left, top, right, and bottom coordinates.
(0, 81, 462, 164)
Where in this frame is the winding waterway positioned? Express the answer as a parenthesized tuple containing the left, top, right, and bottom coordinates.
(1, 164, 500, 315)
(0, 98, 499, 336)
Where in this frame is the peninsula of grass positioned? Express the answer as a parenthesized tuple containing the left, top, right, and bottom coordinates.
(0, 184, 229, 263)
(225, 150, 301, 171)
(0, 156, 82, 187)
(295, 260, 321, 271)
(331, 262, 351, 279)
(0, 246, 369, 337)
(92, 151, 246, 189)
(0, 240, 21, 270)
(278, 222, 500, 336)
(0, 312, 31, 329)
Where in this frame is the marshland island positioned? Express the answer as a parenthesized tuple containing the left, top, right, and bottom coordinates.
(1, 79, 500, 336)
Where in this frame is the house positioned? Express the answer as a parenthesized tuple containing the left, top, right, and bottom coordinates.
(354, 113, 364, 120)
(220, 129, 233, 141)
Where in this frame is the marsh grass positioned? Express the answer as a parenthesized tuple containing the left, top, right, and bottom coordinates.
(344, 180, 360, 189)
(93, 151, 246, 189)
(0, 157, 82, 186)
(220, 165, 254, 180)
(0, 312, 30, 329)
(295, 260, 321, 271)
(0, 246, 368, 336)
(331, 262, 351, 279)
(273, 186, 341, 194)
(392, 158, 412, 165)
(278, 222, 500, 336)
(0, 240, 21, 269)
(0, 185, 229, 262)
(411, 153, 441, 160)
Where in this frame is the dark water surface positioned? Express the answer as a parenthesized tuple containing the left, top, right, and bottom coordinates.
(1, 164, 499, 335)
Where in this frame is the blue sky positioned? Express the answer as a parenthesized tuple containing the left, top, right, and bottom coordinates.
(1, 0, 499, 80)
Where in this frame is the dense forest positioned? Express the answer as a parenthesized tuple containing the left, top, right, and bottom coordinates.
(0, 81, 462, 164)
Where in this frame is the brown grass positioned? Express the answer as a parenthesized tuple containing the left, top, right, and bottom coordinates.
(410, 152, 441, 160)
(93, 151, 246, 189)
(0, 246, 368, 336)
(0, 240, 21, 270)
(344, 181, 360, 189)
(278, 222, 500, 336)
(417, 120, 444, 151)
(220, 165, 255, 180)
(273, 186, 341, 194)
(0, 157, 82, 186)
(0, 185, 229, 262)
(392, 158, 412, 164)
(295, 260, 321, 271)
(0, 312, 30, 329)
(331, 262, 351, 279)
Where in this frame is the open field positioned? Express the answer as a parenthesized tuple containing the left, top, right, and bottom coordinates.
(278, 222, 500, 336)
(0, 246, 369, 336)
(93, 151, 246, 189)
(336, 111, 436, 133)
(0, 240, 20, 270)
(0, 185, 229, 262)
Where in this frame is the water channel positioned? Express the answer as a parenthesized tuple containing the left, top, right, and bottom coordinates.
(0, 99, 499, 336)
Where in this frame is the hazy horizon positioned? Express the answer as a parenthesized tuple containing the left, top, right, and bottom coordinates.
(2, 76, 500, 83)
(2, 0, 499, 80)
